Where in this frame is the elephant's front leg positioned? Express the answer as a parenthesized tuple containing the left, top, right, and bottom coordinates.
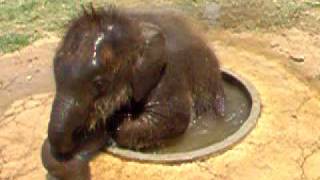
(114, 91, 192, 149)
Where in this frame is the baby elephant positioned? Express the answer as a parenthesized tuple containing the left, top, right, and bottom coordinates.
(42, 6, 225, 180)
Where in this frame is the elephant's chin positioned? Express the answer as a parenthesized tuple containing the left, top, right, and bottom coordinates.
(87, 85, 132, 130)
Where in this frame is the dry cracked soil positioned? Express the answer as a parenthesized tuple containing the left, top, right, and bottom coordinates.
(0, 29, 319, 180)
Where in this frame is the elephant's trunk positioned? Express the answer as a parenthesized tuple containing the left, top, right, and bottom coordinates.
(48, 94, 89, 157)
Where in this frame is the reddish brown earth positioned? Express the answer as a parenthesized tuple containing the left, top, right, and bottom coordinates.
(0, 29, 319, 180)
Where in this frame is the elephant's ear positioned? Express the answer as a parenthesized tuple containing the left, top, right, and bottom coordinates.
(131, 22, 167, 102)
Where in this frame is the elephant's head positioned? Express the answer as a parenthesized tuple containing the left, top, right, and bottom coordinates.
(48, 9, 143, 155)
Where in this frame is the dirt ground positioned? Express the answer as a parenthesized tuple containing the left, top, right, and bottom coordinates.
(0, 29, 319, 180)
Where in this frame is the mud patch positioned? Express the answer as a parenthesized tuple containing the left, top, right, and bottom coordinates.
(0, 37, 58, 117)
(0, 93, 53, 180)
(0, 33, 320, 179)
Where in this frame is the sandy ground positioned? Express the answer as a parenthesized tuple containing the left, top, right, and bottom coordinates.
(0, 29, 319, 180)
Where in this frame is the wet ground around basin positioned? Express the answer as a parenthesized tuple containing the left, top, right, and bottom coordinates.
(0, 29, 320, 180)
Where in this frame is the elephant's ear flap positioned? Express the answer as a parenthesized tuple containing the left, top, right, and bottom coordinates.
(139, 22, 166, 57)
(131, 23, 167, 102)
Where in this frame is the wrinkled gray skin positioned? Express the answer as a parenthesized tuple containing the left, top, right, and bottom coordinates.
(42, 8, 224, 180)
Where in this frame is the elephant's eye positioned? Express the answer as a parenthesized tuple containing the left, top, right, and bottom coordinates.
(93, 76, 104, 93)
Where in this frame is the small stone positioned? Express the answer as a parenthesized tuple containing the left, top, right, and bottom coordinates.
(14, 105, 24, 113)
(202, 2, 220, 24)
(289, 54, 305, 63)
(11, 100, 24, 108)
(31, 94, 50, 100)
(3, 108, 14, 117)
(270, 41, 279, 48)
(279, 48, 289, 54)
(24, 100, 41, 109)
(291, 114, 297, 119)
(26, 75, 33, 81)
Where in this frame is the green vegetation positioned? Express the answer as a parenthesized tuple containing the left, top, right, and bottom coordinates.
(0, 33, 35, 53)
(214, 0, 306, 30)
(0, 0, 319, 54)
(0, 0, 83, 53)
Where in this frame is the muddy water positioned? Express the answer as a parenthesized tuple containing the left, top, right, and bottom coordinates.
(146, 81, 251, 154)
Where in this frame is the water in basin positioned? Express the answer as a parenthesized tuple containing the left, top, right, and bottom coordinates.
(144, 80, 251, 154)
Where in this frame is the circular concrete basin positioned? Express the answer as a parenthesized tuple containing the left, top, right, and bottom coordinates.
(105, 68, 261, 163)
